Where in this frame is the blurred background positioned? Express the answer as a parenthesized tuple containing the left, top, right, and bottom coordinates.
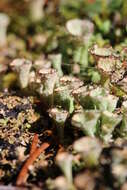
(0, 0, 127, 83)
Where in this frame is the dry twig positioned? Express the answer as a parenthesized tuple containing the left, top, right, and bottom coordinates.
(16, 141, 49, 186)
(30, 134, 39, 155)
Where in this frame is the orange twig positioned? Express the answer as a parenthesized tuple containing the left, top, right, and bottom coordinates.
(16, 142, 50, 186)
(30, 134, 39, 155)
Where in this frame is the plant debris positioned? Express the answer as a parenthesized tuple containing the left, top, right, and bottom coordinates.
(1, 0, 127, 190)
